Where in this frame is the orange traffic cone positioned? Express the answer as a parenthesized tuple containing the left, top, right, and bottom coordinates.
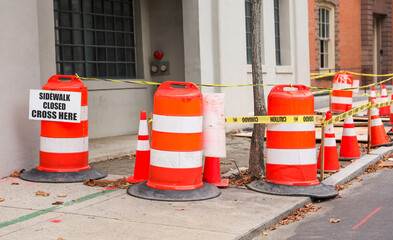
(370, 99, 392, 148)
(127, 111, 150, 183)
(203, 157, 229, 187)
(367, 86, 377, 115)
(379, 84, 390, 116)
(339, 106, 361, 160)
(371, 86, 376, 102)
(318, 111, 340, 172)
(388, 95, 393, 136)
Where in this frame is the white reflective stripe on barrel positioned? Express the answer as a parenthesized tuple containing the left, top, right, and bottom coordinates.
(324, 137, 336, 147)
(150, 149, 202, 169)
(137, 140, 150, 151)
(40, 137, 88, 153)
(267, 123, 315, 132)
(266, 148, 316, 165)
(80, 106, 88, 121)
(342, 128, 356, 136)
(331, 96, 352, 104)
(138, 120, 149, 135)
(153, 114, 203, 133)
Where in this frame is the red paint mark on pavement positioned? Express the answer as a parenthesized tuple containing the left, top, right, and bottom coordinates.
(105, 187, 116, 190)
(0, 178, 18, 183)
(23, 183, 38, 187)
(352, 207, 382, 229)
(50, 219, 61, 223)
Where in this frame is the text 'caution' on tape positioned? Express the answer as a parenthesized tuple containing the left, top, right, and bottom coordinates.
(225, 115, 318, 124)
(369, 100, 393, 109)
(322, 102, 371, 127)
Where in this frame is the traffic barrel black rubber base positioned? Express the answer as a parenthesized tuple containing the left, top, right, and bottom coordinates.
(19, 167, 107, 183)
(127, 181, 221, 202)
(246, 180, 338, 199)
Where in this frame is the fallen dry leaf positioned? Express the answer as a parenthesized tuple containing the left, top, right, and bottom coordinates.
(11, 182, 19, 185)
(10, 169, 25, 177)
(335, 195, 343, 199)
(175, 209, 185, 211)
(0, 198, 4, 202)
(57, 194, 67, 197)
(83, 177, 131, 189)
(36, 190, 50, 197)
(262, 232, 268, 236)
(57, 238, 66, 240)
(330, 218, 341, 223)
(52, 201, 64, 205)
(355, 177, 363, 182)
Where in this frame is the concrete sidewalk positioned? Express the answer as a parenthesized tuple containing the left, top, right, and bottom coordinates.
(1, 96, 391, 240)
(1, 142, 393, 239)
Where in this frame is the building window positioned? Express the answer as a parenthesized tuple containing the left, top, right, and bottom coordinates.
(54, 0, 136, 78)
(274, 0, 281, 65)
(319, 7, 331, 69)
(245, 0, 252, 64)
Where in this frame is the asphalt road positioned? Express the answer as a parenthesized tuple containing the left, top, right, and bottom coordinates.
(255, 168, 393, 240)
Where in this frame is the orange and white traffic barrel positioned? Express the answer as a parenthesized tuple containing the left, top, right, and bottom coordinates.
(264, 85, 318, 186)
(20, 75, 106, 183)
(332, 72, 354, 89)
(246, 85, 338, 199)
(331, 90, 353, 113)
(128, 81, 220, 201)
(331, 72, 354, 113)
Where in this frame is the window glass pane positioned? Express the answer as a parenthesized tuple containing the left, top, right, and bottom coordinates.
(63, 46, 73, 61)
(97, 31, 106, 45)
(75, 63, 85, 76)
(60, 13, 72, 27)
(116, 33, 124, 46)
(88, 63, 96, 76)
(115, 17, 124, 31)
(72, 14, 83, 28)
(114, 2, 122, 15)
(63, 63, 73, 74)
(87, 47, 96, 61)
(85, 14, 94, 28)
(73, 30, 83, 44)
(95, 0, 104, 14)
(95, 15, 105, 30)
(117, 48, 125, 61)
(326, 23, 329, 38)
(108, 48, 116, 61)
(97, 48, 106, 61)
(108, 64, 117, 76)
(106, 17, 114, 30)
(60, 0, 70, 10)
(73, 47, 84, 61)
(54, 0, 136, 78)
(118, 64, 126, 77)
(98, 63, 107, 76)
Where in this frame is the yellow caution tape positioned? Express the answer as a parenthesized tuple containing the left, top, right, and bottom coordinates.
(322, 102, 371, 127)
(369, 100, 393, 109)
(225, 115, 318, 124)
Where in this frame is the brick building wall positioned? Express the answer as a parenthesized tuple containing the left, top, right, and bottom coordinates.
(309, 0, 392, 88)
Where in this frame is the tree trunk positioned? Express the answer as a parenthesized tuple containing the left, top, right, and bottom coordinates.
(249, 0, 267, 178)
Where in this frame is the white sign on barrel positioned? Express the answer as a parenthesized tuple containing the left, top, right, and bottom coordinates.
(29, 89, 82, 123)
